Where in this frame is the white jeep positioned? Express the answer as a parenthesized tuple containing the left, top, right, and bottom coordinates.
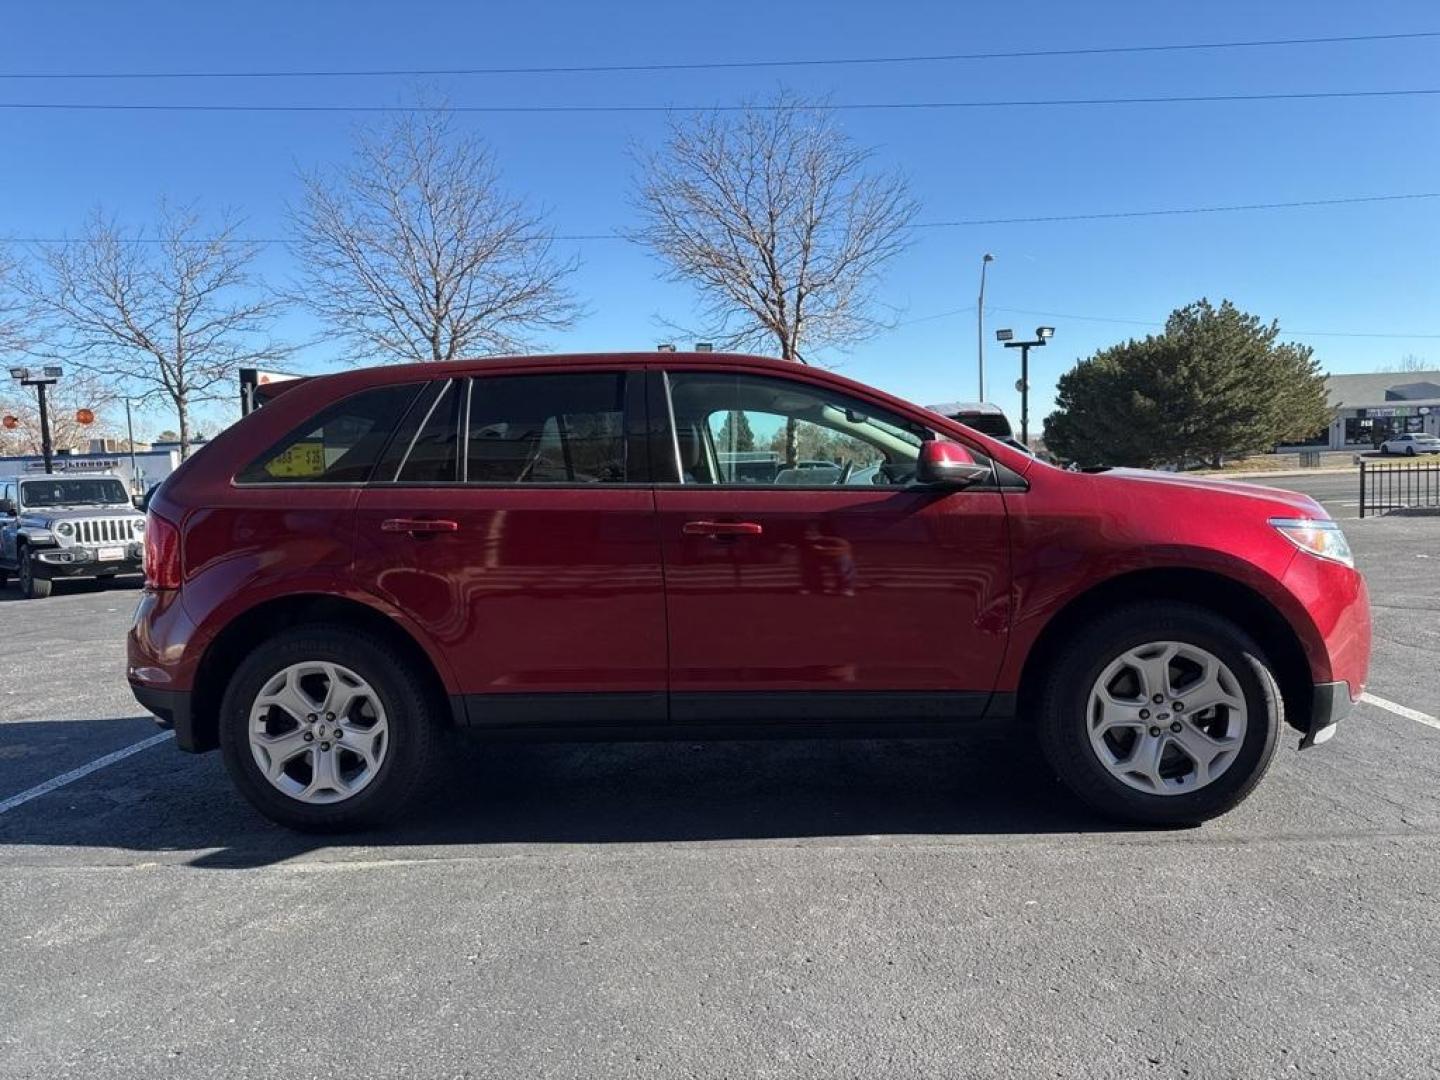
(0, 473, 146, 599)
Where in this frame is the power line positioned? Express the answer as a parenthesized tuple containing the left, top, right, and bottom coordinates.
(5, 190, 1436, 246)
(989, 306, 1440, 340)
(3, 88, 1440, 114)
(915, 192, 1440, 227)
(3, 30, 1436, 80)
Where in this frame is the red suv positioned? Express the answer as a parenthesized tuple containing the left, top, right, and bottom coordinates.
(128, 353, 1370, 830)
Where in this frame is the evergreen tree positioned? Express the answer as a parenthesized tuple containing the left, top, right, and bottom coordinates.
(1044, 299, 1330, 468)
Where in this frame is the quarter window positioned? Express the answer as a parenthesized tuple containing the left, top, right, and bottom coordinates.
(466, 373, 629, 484)
(236, 383, 423, 485)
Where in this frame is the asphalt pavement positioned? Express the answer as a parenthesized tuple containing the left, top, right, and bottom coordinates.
(1, 517, 1438, 1079)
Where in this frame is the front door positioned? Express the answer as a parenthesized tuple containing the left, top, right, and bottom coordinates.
(353, 369, 668, 727)
(654, 368, 1011, 725)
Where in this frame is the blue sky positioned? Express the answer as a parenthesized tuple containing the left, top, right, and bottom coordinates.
(3, 0, 1438, 438)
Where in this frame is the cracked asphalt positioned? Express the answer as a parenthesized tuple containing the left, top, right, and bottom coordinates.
(0, 500, 1436, 1078)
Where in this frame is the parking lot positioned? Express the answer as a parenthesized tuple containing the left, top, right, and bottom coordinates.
(1, 508, 1437, 1078)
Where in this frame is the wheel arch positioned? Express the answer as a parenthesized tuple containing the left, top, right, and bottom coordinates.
(1013, 567, 1315, 736)
(188, 593, 460, 753)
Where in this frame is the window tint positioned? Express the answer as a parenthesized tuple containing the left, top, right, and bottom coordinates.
(666, 371, 928, 487)
(466, 373, 629, 483)
(397, 380, 461, 483)
(374, 380, 449, 482)
(236, 383, 421, 484)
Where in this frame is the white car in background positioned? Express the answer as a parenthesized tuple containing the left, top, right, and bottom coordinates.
(1379, 433, 1440, 456)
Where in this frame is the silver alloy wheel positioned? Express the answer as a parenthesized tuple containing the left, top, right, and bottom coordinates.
(1086, 641, 1247, 796)
(248, 661, 389, 804)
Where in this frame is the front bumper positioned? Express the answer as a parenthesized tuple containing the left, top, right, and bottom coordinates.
(1300, 680, 1354, 749)
(32, 544, 143, 579)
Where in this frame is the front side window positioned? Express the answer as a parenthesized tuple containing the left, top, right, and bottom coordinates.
(665, 371, 929, 487)
(466, 373, 629, 484)
(237, 383, 422, 484)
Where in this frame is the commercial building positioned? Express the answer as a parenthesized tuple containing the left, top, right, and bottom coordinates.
(0, 446, 181, 495)
(1304, 371, 1440, 450)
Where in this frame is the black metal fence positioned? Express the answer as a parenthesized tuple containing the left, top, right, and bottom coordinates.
(1360, 459, 1440, 517)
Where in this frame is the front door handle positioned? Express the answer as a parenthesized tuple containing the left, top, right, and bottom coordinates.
(381, 518, 460, 535)
(682, 520, 763, 537)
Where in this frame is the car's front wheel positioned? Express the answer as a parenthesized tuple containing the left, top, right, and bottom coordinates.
(17, 549, 52, 599)
(219, 625, 440, 830)
(1036, 602, 1281, 826)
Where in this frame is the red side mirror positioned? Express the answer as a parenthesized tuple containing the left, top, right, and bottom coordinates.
(916, 441, 989, 487)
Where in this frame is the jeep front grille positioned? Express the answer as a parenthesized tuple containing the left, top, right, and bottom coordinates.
(75, 518, 130, 545)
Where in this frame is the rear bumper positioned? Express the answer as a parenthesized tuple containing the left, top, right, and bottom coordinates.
(1300, 680, 1353, 749)
(129, 682, 206, 752)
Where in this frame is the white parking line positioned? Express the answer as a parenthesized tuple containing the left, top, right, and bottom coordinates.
(1360, 692, 1440, 732)
(0, 730, 174, 816)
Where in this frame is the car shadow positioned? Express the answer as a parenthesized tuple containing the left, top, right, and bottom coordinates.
(0, 576, 145, 602)
(0, 718, 1143, 870)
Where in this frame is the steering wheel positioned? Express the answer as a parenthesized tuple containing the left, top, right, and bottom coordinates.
(837, 460, 855, 485)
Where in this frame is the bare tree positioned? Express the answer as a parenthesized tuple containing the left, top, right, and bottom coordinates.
(21, 204, 286, 457)
(634, 93, 917, 362)
(292, 108, 578, 363)
(0, 246, 29, 358)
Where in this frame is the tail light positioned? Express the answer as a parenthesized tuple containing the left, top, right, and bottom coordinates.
(144, 511, 182, 589)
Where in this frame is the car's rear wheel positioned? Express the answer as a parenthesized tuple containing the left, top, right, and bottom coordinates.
(1036, 602, 1281, 826)
(219, 625, 440, 830)
(18, 549, 52, 599)
(1406, 446, 1417, 456)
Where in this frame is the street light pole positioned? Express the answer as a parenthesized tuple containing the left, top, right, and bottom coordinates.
(8, 366, 64, 475)
(997, 327, 1054, 447)
(35, 381, 53, 474)
(977, 254, 994, 400)
(125, 397, 139, 494)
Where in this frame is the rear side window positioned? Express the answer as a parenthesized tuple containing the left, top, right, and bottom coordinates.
(236, 383, 422, 485)
(466, 373, 629, 483)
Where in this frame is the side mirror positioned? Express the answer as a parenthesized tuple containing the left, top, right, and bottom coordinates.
(0, 498, 13, 516)
(916, 441, 990, 488)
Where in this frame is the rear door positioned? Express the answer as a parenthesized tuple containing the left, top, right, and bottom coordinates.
(653, 367, 1012, 725)
(353, 368, 669, 728)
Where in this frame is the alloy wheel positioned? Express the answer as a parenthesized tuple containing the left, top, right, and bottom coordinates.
(248, 661, 389, 804)
(1086, 641, 1247, 796)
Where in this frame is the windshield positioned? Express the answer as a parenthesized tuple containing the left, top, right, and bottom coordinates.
(20, 477, 130, 508)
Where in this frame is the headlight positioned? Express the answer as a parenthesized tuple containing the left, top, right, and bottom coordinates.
(1269, 517, 1354, 568)
(55, 522, 74, 537)
(132, 518, 145, 533)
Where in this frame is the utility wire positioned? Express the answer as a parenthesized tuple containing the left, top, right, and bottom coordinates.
(3, 30, 1437, 80)
(3, 88, 1440, 114)
(5, 191, 1436, 246)
(987, 306, 1440, 340)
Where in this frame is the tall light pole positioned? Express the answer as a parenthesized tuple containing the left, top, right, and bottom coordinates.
(977, 254, 994, 400)
(8, 366, 63, 474)
(996, 327, 1054, 446)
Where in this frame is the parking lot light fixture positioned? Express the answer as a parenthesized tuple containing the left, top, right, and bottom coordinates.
(9, 364, 63, 474)
(1001, 328, 1056, 447)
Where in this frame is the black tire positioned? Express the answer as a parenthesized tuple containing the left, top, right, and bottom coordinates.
(219, 624, 441, 831)
(1406, 446, 1417, 457)
(1035, 602, 1281, 826)
(18, 549, 52, 600)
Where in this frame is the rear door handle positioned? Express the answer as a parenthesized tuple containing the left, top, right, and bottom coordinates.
(682, 520, 763, 537)
(381, 518, 460, 535)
